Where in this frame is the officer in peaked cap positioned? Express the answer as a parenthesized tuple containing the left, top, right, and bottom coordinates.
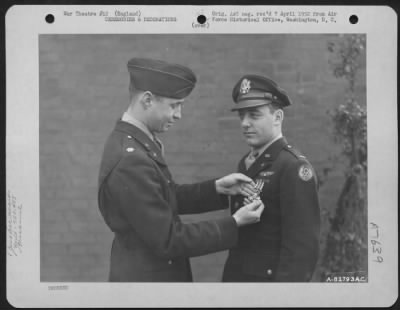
(222, 74, 321, 282)
(97, 58, 265, 282)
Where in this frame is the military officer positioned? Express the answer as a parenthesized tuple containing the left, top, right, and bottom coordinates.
(222, 75, 321, 282)
(98, 58, 264, 282)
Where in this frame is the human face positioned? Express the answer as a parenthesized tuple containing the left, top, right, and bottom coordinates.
(238, 104, 279, 149)
(147, 96, 184, 133)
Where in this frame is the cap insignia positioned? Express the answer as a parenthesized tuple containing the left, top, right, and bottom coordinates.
(240, 78, 251, 94)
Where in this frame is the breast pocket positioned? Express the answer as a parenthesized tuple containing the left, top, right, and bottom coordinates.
(256, 171, 279, 200)
(153, 163, 174, 202)
(163, 173, 178, 213)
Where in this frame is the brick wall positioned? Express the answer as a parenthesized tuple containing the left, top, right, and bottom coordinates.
(39, 34, 366, 282)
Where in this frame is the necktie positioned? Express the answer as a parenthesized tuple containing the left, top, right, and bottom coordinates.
(153, 136, 164, 156)
(245, 150, 259, 170)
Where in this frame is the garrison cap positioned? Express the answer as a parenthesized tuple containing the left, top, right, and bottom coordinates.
(231, 74, 291, 111)
(127, 58, 197, 99)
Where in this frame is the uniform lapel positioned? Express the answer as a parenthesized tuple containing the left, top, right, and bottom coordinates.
(238, 152, 250, 174)
(245, 137, 288, 178)
(115, 120, 167, 166)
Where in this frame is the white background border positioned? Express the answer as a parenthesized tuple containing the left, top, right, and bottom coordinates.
(5, 5, 398, 307)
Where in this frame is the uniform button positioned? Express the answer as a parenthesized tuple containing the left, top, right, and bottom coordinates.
(287, 145, 292, 148)
(267, 269, 272, 275)
(167, 180, 171, 184)
(153, 152, 157, 156)
(127, 135, 132, 139)
(168, 260, 173, 265)
(145, 143, 149, 148)
(126, 147, 134, 152)
(261, 163, 265, 167)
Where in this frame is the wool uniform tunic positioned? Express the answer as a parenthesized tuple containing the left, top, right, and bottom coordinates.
(98, 121, 238, 282)
(223, 137, 320, 282)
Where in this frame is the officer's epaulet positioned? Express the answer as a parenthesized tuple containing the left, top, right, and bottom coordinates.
(284, 144, 307, 160)
(123, 134, 138, 155)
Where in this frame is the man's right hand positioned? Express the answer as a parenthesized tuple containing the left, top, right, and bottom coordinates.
(232, 199, 264, 227)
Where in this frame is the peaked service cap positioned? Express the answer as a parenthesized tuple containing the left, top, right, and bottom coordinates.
(231, 74, 292, 111)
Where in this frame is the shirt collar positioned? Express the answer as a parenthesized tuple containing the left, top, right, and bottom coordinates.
(250, 133, 283, 157)
(121, 112, 154, 141)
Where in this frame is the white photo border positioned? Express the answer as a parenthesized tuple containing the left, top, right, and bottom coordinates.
(5, 5, 398, 307)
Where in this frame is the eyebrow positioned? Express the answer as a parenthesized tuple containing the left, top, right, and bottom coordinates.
(170, 101, 184, 107)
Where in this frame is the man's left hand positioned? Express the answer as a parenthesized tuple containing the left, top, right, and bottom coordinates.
(215, 173, 257, 196)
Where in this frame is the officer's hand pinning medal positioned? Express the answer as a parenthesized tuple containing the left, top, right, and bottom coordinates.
(215, 173, 257, 196)
(233, 198, 264, 225)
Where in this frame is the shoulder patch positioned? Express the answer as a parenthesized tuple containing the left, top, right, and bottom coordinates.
(298, 164, 313, 181)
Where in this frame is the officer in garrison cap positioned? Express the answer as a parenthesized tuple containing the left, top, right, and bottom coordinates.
(222, 75, 321, 282)
(97, 58, 265, 282)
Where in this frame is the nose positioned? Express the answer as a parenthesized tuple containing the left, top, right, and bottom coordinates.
(240, 114, 250, 129)
(173, 105, 182, 120)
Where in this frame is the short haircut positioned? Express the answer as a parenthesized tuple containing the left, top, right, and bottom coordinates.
(267, 102, 283, 113)
(129, 84, 164, 102)
(128, 84, 137, 101)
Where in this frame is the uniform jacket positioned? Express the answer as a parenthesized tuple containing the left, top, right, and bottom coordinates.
(223, 137, 320, 282)
(98, 120, 238, 282)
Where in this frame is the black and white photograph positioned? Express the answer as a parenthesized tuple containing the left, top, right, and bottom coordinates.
(38, 33, 366, 283)
(5, 5, 397, 307)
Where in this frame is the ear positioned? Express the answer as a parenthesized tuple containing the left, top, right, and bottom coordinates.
(140, 91, 154, 110)
(274, 109, 284, 123)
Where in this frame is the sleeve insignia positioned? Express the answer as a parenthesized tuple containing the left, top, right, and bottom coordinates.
(298, 164, 313, 181)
